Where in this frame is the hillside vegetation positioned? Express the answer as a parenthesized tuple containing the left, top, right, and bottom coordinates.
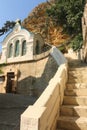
(22, 2, 69, 46)
(22, 0, 85, 50)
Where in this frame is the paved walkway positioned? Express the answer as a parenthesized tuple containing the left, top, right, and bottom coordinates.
(0, 93, 37, 130)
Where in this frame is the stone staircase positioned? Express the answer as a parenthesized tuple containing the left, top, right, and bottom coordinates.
(57, 59, 87, 130)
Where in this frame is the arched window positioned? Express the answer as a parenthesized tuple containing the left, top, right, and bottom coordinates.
(22, 40, 26, 56)
(36, 40, 40, 54)
(15, 40, 19, 57)
(8, 43, 13, 58)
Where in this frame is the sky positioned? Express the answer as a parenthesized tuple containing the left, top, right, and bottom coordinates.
(0, 0, 46, 51)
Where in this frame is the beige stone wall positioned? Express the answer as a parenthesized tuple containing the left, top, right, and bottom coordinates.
(0, 83, 5, 93)
(17, 55, 58, 95)
(0, 49, 58, 95)
(20, 62, 68, 130)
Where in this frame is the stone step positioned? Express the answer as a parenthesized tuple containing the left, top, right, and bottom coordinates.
(65, 89, 87, 96)
(68, 76, 86, 83)
(60, 105, 87, 117)
(69, 67, 87, 71)
(66, 83, 87, 90)
(68, 79, 86, 84)
(68, 70, 87, 76)
(68, 61, 87, 67)
(68, 76, 82, 80)
(68, 71, 87, 74)
(63, 96, 87, 105)
(68, 73, 83, 78)
(69, 72, 87, 76)
(68, 74, 80, 79)
(68, 79, 87, 84)
(68, 71, 87, 83)
(57, 116, 87, 130)
(56, 129, 64, 130)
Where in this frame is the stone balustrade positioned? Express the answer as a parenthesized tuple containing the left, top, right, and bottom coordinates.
(20, 46, 68, 130)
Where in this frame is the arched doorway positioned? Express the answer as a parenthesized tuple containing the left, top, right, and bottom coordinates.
(6, 72, 15, 93)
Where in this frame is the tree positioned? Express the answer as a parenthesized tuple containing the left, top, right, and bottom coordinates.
(46, 0, 85, 34)
(0, 21, 16, 36)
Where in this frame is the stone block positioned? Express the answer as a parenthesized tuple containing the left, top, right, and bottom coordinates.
(20, 106, 46, 130)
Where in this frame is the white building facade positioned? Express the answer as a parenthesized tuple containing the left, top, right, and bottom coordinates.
(0, 21, 45, 64)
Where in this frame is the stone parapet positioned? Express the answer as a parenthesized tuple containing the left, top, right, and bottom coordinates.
(20, 47, 68, 130)
(33, 49, 50, 61)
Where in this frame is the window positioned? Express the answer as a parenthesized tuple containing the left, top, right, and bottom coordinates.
(36, 40, 40, 54)
(22, 40, 26, 56)
(15, 40, 20, 57)
(8, 43, 13, 58)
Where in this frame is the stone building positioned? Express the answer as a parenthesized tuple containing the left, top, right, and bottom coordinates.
(0, 20, 46, 64)
(0, 20, 58, 96)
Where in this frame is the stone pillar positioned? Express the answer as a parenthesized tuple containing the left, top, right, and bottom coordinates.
(20, 106, 46, 130)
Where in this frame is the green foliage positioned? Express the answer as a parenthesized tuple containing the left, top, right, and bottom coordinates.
(69, 33, 83, 51)
(46, 0, 85, 34)
(0, 69, 4, 74)
(58, 45, 67, 53)
(0, 63, 6, 67)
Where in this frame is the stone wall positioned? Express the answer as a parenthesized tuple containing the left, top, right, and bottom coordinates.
(0, 49, 58, 96)
(17, 54, 58, 96)
(0, 82, 5, 93)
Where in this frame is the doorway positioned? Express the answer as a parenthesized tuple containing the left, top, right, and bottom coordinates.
(6, 72, 15, 93)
